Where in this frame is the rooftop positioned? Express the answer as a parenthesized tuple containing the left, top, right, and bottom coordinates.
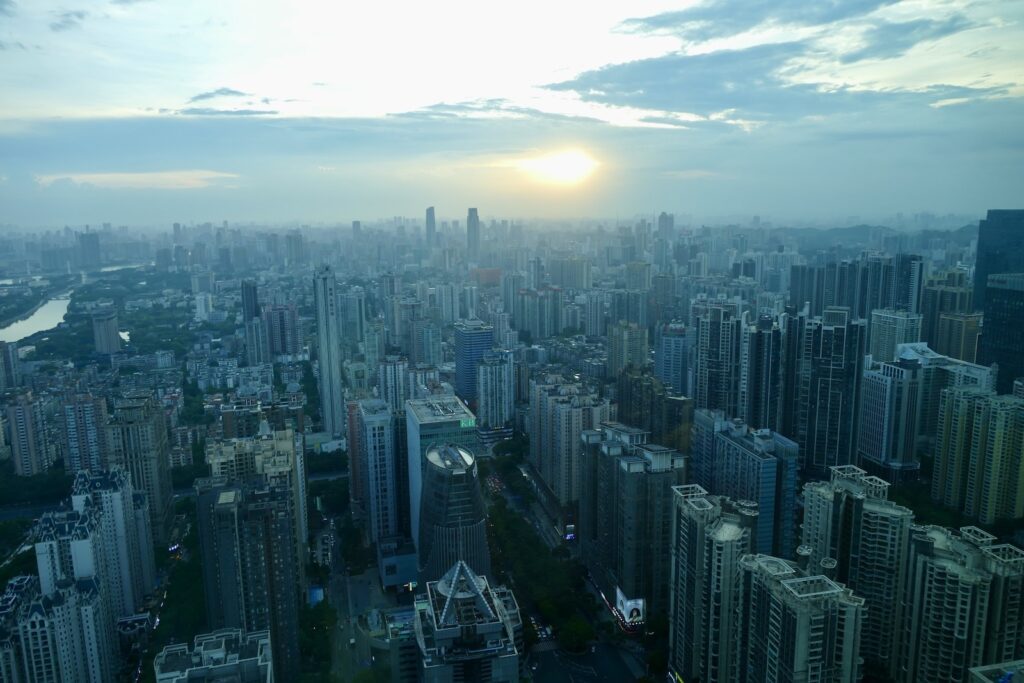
(407, 397, 476, 424)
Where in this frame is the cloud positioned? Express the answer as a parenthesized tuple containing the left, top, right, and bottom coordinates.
(111, 0, 151, 4)
(49, 10, 87, 32)
(0, 0, 13, 16)
(0, 40, 27, 50)
(840, 16, 977, 63)
(34, 170, 239, 190)
(622, 0, 899, 41)
(178, 107, 278, 116)
(188, 87, 251, 103)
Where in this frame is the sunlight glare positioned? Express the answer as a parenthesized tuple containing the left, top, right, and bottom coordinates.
(516, 150, 599, 185)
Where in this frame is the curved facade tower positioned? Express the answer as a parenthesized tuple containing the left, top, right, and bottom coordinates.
(418, 444, 491, 583)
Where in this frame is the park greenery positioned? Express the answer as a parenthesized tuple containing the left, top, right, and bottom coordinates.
(298, 600, 338, 682)
(0, 461, 73, 507)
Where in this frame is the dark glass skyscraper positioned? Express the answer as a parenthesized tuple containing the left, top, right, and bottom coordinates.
(974, 209, 1024, 310)
(467, 207, 480, 259)
(979, 272, 1024, 393)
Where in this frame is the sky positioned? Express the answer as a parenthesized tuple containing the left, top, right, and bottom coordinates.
(0, 0, 1022, 227)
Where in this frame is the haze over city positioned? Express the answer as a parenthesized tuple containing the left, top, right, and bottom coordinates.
(2, 0, 1023, 225)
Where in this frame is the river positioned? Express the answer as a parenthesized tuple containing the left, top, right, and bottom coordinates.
(0, 297, 71, 343)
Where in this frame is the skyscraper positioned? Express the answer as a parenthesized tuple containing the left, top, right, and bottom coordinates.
(466, 208, 480, 260)
(690, 411, 799, 557)
(979, 272, 1024, 394)
(0, 341, 20, 390)
(414, 561, 522, 683)
(802, 466, 913, 677)
(313, 265, 345, 436)
(868, 308, 922, 362)
(5, 390, 52, 476)
(357, 400, 398, 543)
(895, 525, 1024, 683)
(739, 314, 782, 431)
(107, 393, 173, 546)
(476, 350, 514, 431)
(91, 308, 121, 355)
(782, 306, 867, 478)
(606, 320, 648, 377)
(973, 210, 1024, 311)
(425, 206, 436, 247)
(653, 321, 689, 396)
(417, 444, 491, 582)
(693, 299, 743, 416)
(240, 279, 260, 322)
(195, 480, 300, 683)
(453, 319, 493, 403)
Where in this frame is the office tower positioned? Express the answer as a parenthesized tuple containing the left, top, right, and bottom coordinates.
(466, 208, 480, 259)
(405, 398, 478, 554)
(737, 554, 865, 683)
(690, 411, 799, 557)
(454, 319, 493, 403)
(739, 314, 782, 431)
(62, 394, 108, 474)
(528, 376, 611, 505)
(668, 486, 758, 682)
(195, 480, 300, 683)
(782, 306, 867, 478)
(974, 210, 1024, 310)
(0, 341, 19, 390)
(9, 576, 116, 683)
(896, 526, 1024, 683)
(264, 304, 300, 356)
(931, 388, 1024, 524)
(868, 308, 922, 362)
(70, 468, 157, 618)
(5, 391, 52, 476)
(693, 299, 743, 416)
(921, 269, 973, 345)
(653, 322, 689, 396)
(107, 394, 173, 546)
(414, 561, 521, 683)
(91, 308, 121, 354)
(606, 320, 648, 377)
(356, 400, 397, 543)
(579, 426, 685, 621)
(979, 273, 1024, 394)
(425, 206, 436, 247)
(802, 466, 913, 676)
(476, 351, 514, 431)
(154, 628, 273, 682)
(240, 279, 260, 322)
(417, 445, 491, 582)
(313, 265, 345, 436)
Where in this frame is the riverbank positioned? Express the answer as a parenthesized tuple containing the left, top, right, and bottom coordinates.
(0, 289, 72, 330)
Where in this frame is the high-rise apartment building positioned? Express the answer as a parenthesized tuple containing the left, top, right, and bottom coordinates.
(739, 314, 782, 431)
(802, 466, 914, 676)
(579, 425, 685, 623)
(691, 411, 799, 557)
(107, 393, 173, 546)
(356, 400, 397, 543)
(895, 525, 1024, 683)
(264, 303, 300, 357)
(931, 388, 1024, 524)
(240, 279, 260, 323)
(476, 350, 514, 431)
(979, 272, 1024, 394)
(453, 319, 493, 402)
(973, 210, 1024, 311)
(921, 269, 973, 346)
(653, 322, 689, 396)
(781, 306, 867, 478)
(868, 308, 922, 362)
(416, 445, 491, 582)
(62, 394, 108, 474)
(91, 308, 121, 355)
(5, 390, 52, 477)
(693, 299, 743, 416)
(606, 320, 648, 377)
(313, 265, 345, 435)
(195, 480, 300, 683)
(154, 628, 273, 683)
(0, 341, 20, 390)
(935, 311, 983, 362)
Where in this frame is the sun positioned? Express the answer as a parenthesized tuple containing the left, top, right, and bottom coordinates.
(516, 149, 599, 185)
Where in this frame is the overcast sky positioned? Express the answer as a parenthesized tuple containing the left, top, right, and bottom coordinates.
(0, 0, 1021, 227)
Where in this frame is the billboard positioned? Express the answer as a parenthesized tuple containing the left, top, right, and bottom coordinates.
(615, 586, 646, 625)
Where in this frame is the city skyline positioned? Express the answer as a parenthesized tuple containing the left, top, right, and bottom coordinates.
(1, 1, 1022, 224)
